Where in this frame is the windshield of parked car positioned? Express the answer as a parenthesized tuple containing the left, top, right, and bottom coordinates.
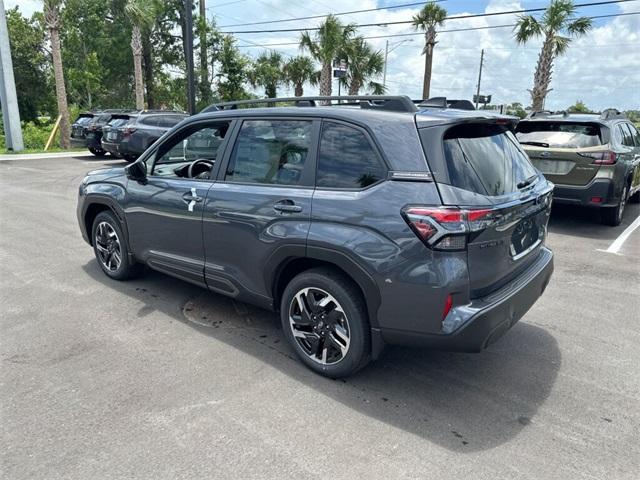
(515, 121, 603, 148)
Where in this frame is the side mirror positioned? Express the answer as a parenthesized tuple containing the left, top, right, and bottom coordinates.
(125, 161, 147, 182)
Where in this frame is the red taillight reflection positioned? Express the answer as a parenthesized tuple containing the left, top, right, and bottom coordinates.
(442, 294, 453, 320)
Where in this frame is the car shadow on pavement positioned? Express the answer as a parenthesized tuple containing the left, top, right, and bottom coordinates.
(82, 261, 561, 453)
(548, 202, 639, 240)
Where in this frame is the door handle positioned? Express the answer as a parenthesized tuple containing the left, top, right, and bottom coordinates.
(182, 190, 203, 203)
(273, 200, 302, 213)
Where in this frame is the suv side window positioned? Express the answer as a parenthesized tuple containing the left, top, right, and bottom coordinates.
(141, 116, 160, 127)
(628, 123, 640, 146)
(316, 121, 386, 189)
(224, 119, 312, 186)
(618, 124, 634, 147)
(152, 122, 231, 178)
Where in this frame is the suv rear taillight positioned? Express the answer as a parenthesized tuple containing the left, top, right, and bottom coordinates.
(578, 151, 617, 165)
(402, 206, 495, 251)
(123, 127, 137, 137)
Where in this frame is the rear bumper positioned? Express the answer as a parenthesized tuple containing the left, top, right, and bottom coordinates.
(380, 247, 554, 352)
(101, 140, 120, 156)
(70, 137, 87, 148)
(553, 178, 618, 207)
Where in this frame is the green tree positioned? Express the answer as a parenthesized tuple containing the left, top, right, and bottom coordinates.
(216, 35, 250, 101)
(300, 15, 356, 97)
(515, 0, 592, 111)
(412, 2, 447, 100)
(5, 8, 54, 121)
(249, 51, 285, 98)
(44, 0, 70, 148)
(506, 102, 527, 118)
(340, 37, 384, 95)
(284, 56, 316, 97)
(567, 100, 591, 113)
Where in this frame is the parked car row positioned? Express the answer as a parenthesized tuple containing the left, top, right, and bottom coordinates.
(70, 109, 188, 162)
(515, 110, 640, 226)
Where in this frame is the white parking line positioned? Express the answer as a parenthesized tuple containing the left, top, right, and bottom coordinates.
(598, 215, 640, 255)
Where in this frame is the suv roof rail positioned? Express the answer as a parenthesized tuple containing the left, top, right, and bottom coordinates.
(600, 108, 626, 121)
(200, 95, 418, 114)
(415, 97, 476, 111)
(526, 110, 570, 119)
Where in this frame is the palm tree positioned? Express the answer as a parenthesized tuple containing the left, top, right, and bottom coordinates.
(300, 15, 356, 98)
(125, 0, 155, 110)
(284, 56, 316, 97)
(412, 2, 447, 100)
(43, 0, 70, 149)
(340, 37, 384, 95)
(515, 0, 592, 111)
(249, 51, 285, 98)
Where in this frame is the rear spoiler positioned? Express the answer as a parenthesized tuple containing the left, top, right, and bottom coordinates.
(415, 97, 476, 111)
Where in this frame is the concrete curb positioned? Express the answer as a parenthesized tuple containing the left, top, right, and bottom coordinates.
(0, 151, 93, 161)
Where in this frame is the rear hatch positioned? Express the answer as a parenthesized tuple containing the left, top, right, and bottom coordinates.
(71, 114, 94, 138)
(103, 115, 133, 143)
(417, 120, 553, 297)
(515, 120, 607, 186)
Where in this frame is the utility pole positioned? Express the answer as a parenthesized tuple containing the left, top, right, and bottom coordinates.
(383, 40, 389, 88)
(184, 0, 196, 114)
(474, 49, 484, 110)
(0, 0, 23, 151)
(383, 39, 413, 89)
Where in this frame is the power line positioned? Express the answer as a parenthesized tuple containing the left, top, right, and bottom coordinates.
(219, 0, 637, 34)
(234, 12, 640, 49)
(218, 1, 447, 28)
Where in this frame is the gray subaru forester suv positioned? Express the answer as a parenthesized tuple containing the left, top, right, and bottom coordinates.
(77, 96, 554, 377)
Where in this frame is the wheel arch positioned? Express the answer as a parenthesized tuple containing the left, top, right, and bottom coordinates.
(269, 247, 382, 330)
(83, 194, 128, 246)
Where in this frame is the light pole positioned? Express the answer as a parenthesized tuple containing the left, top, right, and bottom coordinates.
(383, 38, 413, 89)
(0, 0, 23, 151)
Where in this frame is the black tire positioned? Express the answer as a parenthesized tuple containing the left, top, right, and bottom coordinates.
(91, 211, 143, 280)
(88, 147, 106, 157)
(122, 153, 137, 163)
(629, 189, 640, 204)
(601, 184, 628, 226)
(280, 267, 371, 378)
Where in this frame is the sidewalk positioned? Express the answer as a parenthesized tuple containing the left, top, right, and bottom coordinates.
(0, 151, 93, 161)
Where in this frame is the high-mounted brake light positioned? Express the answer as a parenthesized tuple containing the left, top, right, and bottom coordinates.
(578, 151, 617, 165)
(402, 206, 498, 251)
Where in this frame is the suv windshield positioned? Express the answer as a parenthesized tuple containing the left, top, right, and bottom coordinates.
(440, 123, 538, 197)
(515, 121, 603, 148)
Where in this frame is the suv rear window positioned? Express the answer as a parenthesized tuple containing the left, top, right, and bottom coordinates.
(515, 121, 603, 148)
(442, 123, 537, 197)
(316, 122, 386, 189)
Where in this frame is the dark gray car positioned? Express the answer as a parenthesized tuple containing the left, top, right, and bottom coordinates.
(77, 96, 554, 377)
(116, 111, 188, 162)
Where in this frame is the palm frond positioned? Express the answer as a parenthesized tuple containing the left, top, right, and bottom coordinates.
(567, 16, 592, 37)
(514, 15, 542, 44)
(552, 35, 571, 56)
(543, 0, 575, 32)
(412, 2, 447, 32)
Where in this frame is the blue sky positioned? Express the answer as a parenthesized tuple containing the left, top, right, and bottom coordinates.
(7, 0, 640, 110)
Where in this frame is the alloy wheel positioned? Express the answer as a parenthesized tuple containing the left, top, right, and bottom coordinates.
(618, 186, 628, 222)
(95, 221, 122, 272)
(288, 287, 351, 365)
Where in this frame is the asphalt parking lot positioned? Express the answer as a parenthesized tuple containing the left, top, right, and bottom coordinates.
(1, 155, 639, 480)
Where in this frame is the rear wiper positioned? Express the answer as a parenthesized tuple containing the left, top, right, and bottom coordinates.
(517, 174, 539, 190)
(519, 141, 550, 148)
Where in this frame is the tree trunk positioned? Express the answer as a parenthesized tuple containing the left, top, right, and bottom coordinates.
(422, 28, 436, 100)
(48, 25, 70, 149)
(348, 79, 361, 96)
(131, 25, 144, 110)
(294, 83, 303, 97)
(530, 34, 555, 111)
(320, 62, 332, 95)
(142, 34, 155, 108)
